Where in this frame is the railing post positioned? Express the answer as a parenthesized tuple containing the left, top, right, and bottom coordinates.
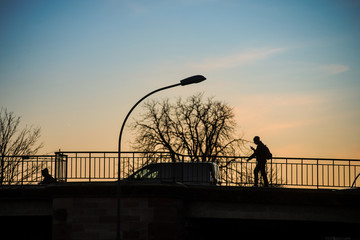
(76, 152, 78, 179)
(270, 158, 273, 185)
(240, 157, 243, 186)
(21, 157, 24, 185)
(285, 158, 288, 186)
(54, 153, 58, 182)
(65, 154, 68, 182)
(226, 160, 229, 186)
(301, 159, 303, 186)
(89, 152, 92, 182)
(316, 159, 319, 189)
(36, 156, 39, 183)
(181, 155, 184, 183)
(333, 160, 335, 187)
(132, 152, 135, 179)
(349, 160, 351, 188)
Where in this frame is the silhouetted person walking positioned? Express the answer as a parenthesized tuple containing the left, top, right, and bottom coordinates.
(247, 136, 271, 187)
(39, 168, 56, 184)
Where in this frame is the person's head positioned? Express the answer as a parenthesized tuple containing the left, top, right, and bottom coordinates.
(41, 168, 49, 177)
(253, 136, 260, 145)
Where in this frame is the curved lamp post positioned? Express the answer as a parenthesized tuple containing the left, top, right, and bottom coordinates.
(117, 75, 206, 240)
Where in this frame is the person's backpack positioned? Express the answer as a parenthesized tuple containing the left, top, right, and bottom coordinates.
(264, 145, 272, 160)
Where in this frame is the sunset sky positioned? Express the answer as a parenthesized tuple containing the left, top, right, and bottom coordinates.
(1, 0, 359, 158)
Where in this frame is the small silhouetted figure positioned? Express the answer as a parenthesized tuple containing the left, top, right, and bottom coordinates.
(247, 136, 270, 187)
(39, 168, 56, 184)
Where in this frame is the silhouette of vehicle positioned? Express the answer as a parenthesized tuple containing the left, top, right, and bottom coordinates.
(125, 162, 220, 186)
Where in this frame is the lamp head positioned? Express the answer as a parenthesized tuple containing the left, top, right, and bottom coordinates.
(180, 75, 206, 86)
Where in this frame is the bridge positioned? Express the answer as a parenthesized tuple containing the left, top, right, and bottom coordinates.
(1, 151, 360, 240)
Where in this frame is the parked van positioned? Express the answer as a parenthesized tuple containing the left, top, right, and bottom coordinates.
(126, 162, 220, 186)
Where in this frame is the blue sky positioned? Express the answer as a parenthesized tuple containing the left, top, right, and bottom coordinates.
(1, 0, 359, 158)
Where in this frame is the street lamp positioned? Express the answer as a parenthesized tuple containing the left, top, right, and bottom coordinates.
(116, 75, 206, 240)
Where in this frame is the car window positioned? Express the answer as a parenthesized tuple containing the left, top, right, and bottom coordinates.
(133, 166, 159, 179)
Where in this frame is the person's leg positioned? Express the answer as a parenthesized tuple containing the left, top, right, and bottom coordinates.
(253, 165, 259, 187)
(260, 163, 269, 187)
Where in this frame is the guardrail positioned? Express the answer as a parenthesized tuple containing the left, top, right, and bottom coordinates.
(221, 156, 360, 188)
(0, 154, 66, 185)
(1, 151, 360, 189)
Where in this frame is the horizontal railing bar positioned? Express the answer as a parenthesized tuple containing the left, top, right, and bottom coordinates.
(54, 151, 171, 154)
(273, 157, 360, 162)
(4, 153, 360, 162)
(0, 155, 57, 158)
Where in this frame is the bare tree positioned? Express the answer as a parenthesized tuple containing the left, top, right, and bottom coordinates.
(0, 108, 43, 184)
(131, 94, 283, 186)
(132, 93, 246, 162)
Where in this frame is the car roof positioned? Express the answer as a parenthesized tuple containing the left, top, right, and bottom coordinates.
(145, 162, 217, 166)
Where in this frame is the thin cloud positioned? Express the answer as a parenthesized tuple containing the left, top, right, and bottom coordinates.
(318, 64, 349, 75)
(193, 48, 285, 71)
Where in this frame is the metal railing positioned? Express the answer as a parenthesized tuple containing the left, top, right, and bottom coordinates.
(221, 157, 360, 188)
(1, 151, 360, 189)
(0, 154, 66, 185)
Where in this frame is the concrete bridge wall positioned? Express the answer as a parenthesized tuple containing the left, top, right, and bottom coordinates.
(0, 183, 359, 240)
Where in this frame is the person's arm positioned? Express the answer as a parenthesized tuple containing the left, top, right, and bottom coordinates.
(247, 153, 255, 162)
(247, 147, 257, 162)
